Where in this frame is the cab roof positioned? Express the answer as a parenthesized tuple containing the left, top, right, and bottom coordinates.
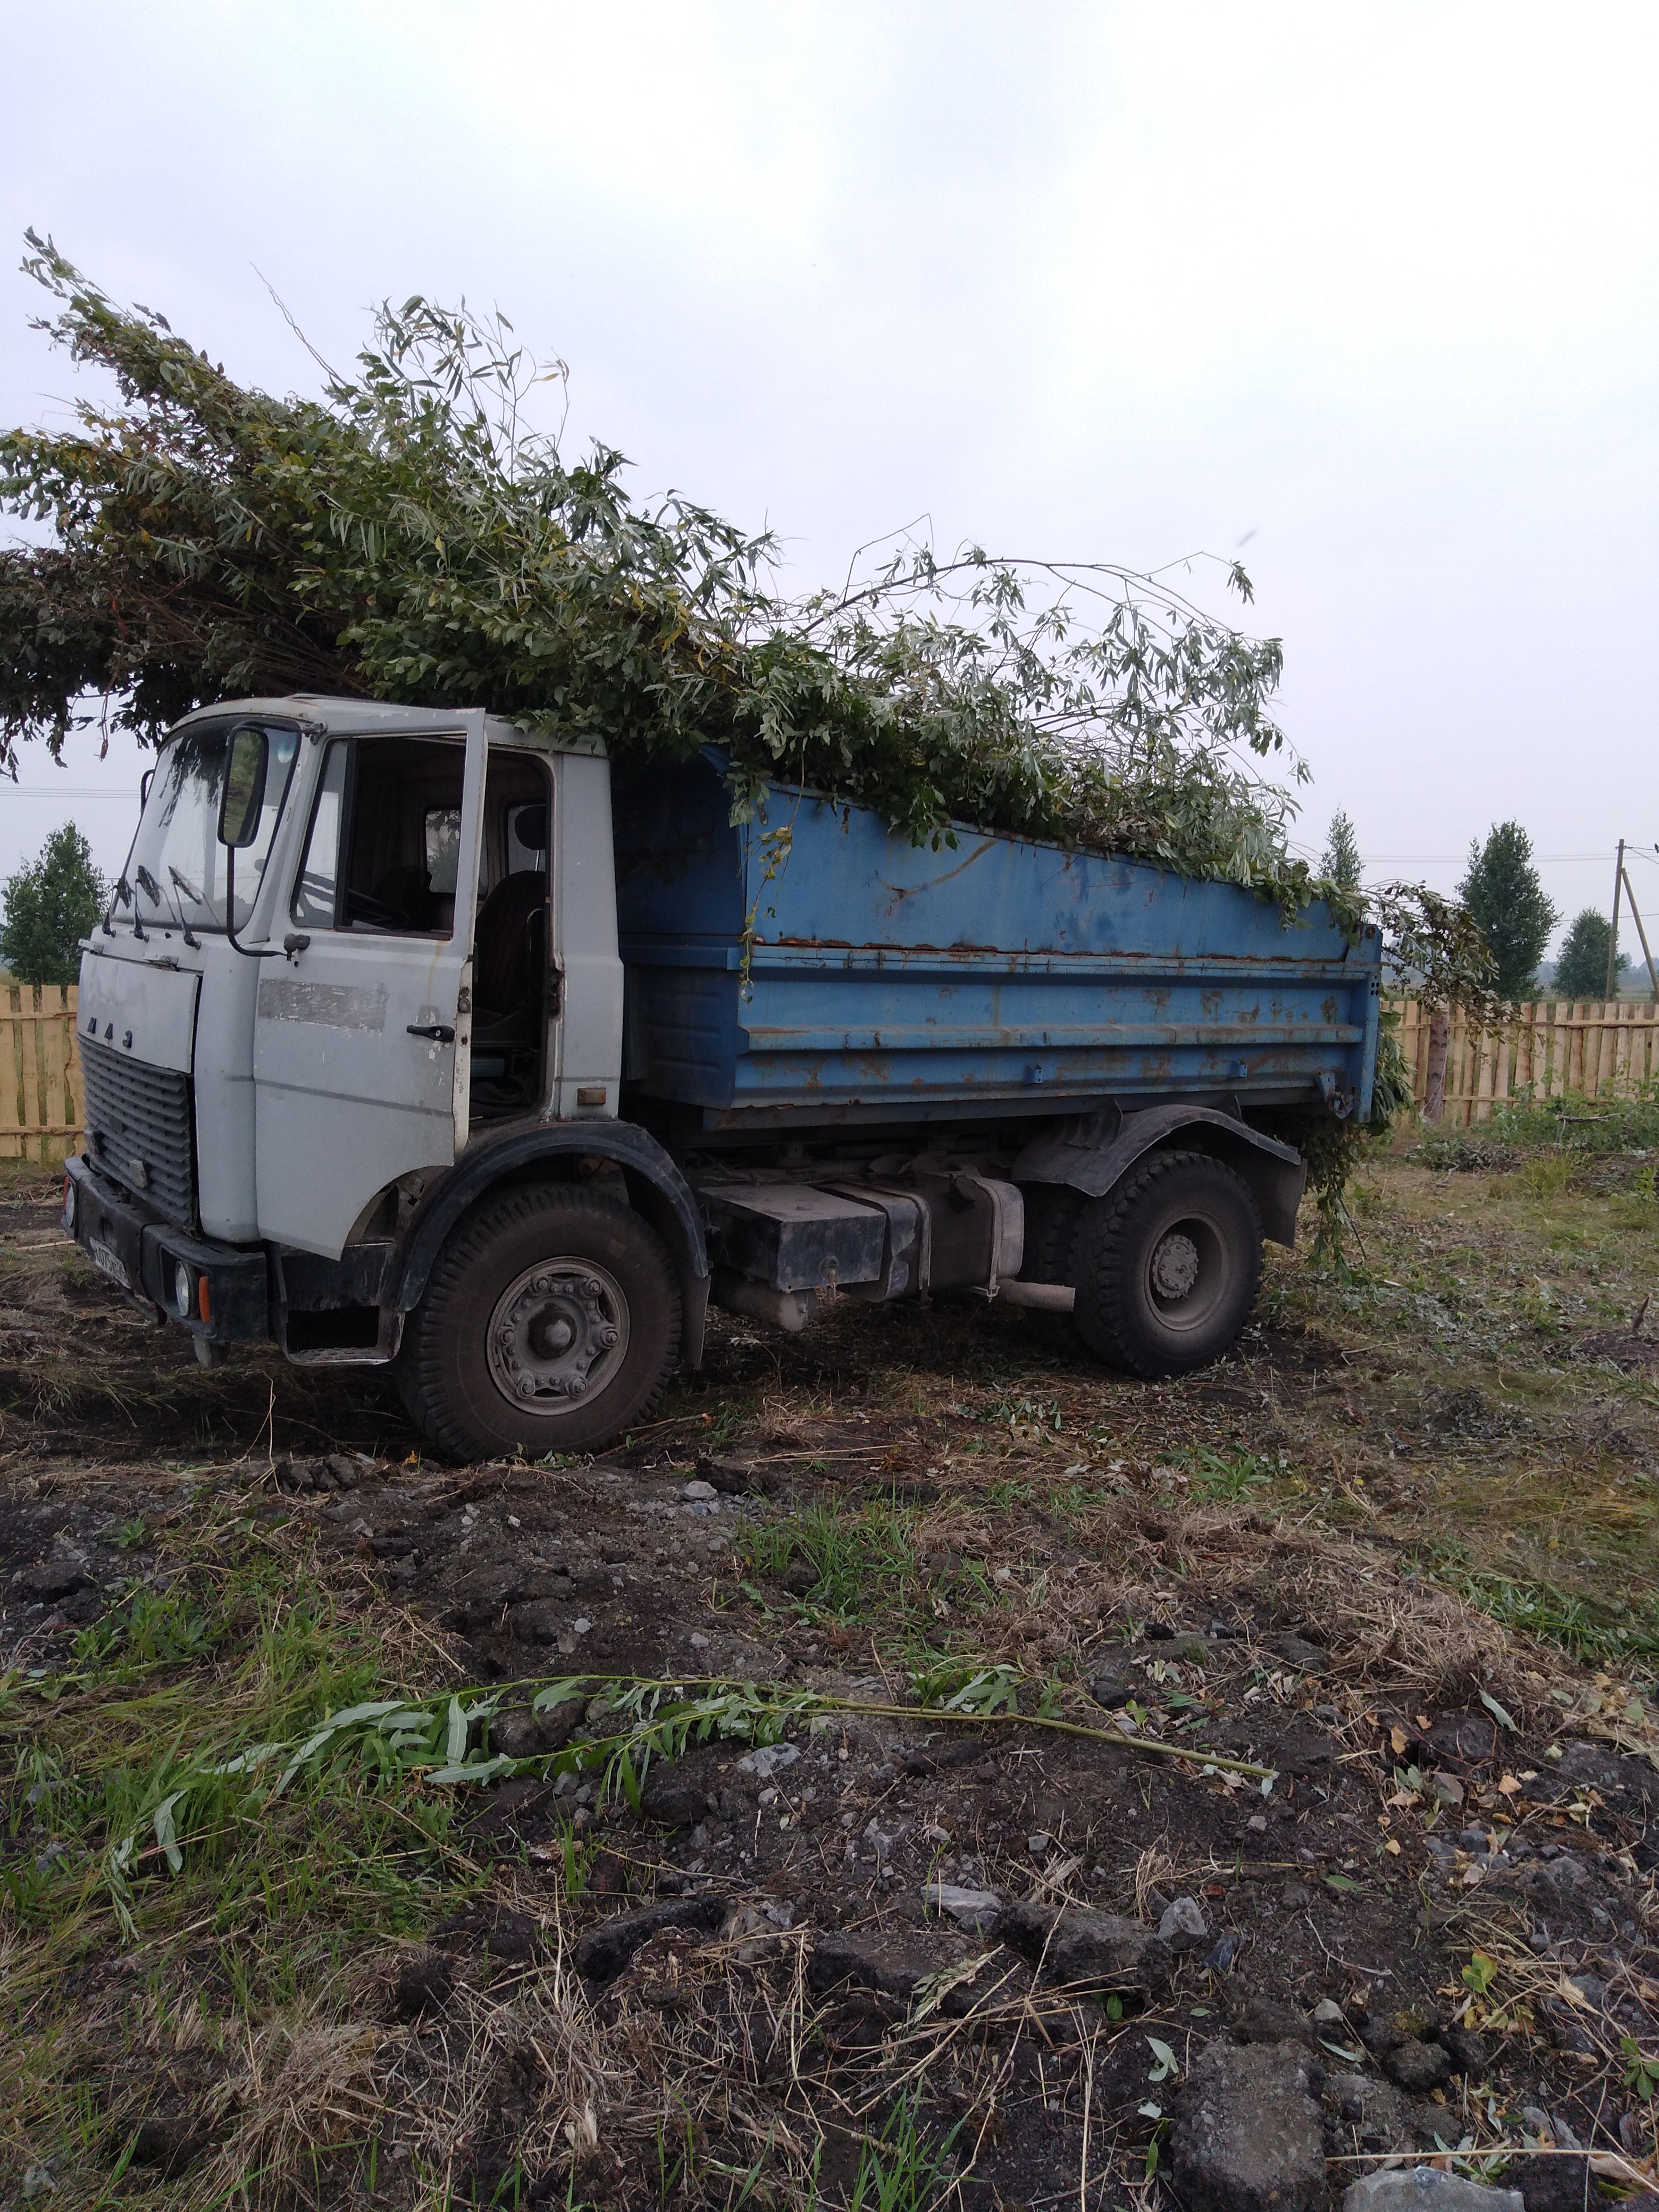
(169, 696, 606, 756)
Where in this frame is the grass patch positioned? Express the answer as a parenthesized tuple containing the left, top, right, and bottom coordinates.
(0, 1499, 475, 2199)
(737, 1494, 925, 1628)
(1415, 1543, 1659, 1677)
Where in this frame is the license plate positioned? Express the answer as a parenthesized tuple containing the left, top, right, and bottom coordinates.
(86, 1238, 131, 1289)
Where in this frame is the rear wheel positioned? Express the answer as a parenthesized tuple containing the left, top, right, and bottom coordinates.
(397, 1184, 681, 1461)
(1071, 1149, 1261, 1378)
(1017, 1182, 1087, 1354)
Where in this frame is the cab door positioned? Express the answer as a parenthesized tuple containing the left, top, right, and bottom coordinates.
(251, 712, 485, 1257)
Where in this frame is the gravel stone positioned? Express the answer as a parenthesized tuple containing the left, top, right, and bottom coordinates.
(923, 1882, 1003, 1933)
(1159, 1895, 1209, 1950)
(1343, 2173, 1522, 2211)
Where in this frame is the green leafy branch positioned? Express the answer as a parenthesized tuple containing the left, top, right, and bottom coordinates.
(103, 1664, 1278, 1920)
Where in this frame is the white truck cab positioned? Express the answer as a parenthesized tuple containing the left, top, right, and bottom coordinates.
(68, 697, 708, 1460)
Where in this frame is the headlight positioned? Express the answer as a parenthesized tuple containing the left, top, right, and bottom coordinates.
(172, 1260, 193, 1318)
(61, 1177, 76, 1237)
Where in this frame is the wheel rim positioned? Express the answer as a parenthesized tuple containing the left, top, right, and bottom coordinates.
(485, 1256, 631, 1412)
(1142, 1211, 1231, 1335)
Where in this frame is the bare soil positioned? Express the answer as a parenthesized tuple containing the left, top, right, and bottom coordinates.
(1, 1146, 1656, 2209)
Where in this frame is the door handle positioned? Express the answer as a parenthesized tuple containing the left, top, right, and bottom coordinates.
(407, 1023, 456, 1043)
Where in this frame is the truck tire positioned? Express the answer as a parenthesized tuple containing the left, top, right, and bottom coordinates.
(1070, 1149, 1261, 1378)
(397, 1184, 681, 1462)
(1017, 1182, 1086, 1354)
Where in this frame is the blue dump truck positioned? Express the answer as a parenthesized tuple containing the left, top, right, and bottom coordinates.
(68, 698, 1380, 1460)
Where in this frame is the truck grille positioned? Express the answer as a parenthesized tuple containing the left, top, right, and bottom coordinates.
(78, 1040, 197, 1230)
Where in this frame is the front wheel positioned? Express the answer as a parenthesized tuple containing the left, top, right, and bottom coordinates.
(1071, 1149, 1262, 1378)
(397, 1184, 682, 1462)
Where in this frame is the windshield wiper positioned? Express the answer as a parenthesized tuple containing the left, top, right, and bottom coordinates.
(133, 862, 191, 948)
(166, 867, 204, 948)
(125, 869, 150, 941)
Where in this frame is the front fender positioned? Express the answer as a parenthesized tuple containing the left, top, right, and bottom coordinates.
(393, 1120, 710, 1357)
(1011, 1103, 1307, 1249)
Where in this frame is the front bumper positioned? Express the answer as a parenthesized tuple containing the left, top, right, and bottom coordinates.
(64, 1155, 271, 1344)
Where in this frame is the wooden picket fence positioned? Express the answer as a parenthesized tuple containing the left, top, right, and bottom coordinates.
(1387, 995, 1659, 1127)
(0, 985, 83, 1162)
(0, 983, 1653, 1156)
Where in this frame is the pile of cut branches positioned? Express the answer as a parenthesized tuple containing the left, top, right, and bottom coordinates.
(0, 234, 1311, 899)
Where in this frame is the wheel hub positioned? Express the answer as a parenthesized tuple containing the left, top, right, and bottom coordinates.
(1149, 1229, 1201, 1301)
(486, 1258, 630, 1410)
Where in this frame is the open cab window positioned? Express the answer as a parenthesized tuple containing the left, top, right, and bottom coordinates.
(289, 735, 552, 1118)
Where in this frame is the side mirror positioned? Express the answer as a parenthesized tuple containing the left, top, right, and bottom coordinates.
(218, 725, 269, 848)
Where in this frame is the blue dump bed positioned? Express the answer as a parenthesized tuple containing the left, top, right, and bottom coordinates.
(613, 753, 1381, 1132)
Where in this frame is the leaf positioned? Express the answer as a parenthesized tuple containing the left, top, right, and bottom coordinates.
(1478, 1688, 1517, 1731)
(1137, 2101, 1163, 2121)
(427, 1753, 514, 1786)
(1145, 2035, 1178, 2083)
(1461, 1950, 1498, 1996)
(1389, 1724, 1409, 1756)
(1324, 1872, 1364, 1894)
(445, 1697, 468, 1766)
(152, 1790, 185, 1874)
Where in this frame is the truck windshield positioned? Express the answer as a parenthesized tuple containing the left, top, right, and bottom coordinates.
(116, 722, 300, 934)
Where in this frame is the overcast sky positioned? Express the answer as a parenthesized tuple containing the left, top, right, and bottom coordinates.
(2, 1, 1656, 954)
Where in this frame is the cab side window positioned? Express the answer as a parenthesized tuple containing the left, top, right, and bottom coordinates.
(291, 736, 468, 934)
(291, 743, 348, 929)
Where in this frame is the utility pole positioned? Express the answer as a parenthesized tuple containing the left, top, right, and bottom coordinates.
(1606, 838, 1625, 1000)
(1621, 852, 1659, 1001)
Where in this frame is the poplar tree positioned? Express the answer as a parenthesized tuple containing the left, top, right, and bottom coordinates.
(1552, 909, 1626, 1001)
(1456, 823, 1558, 1002)
(1320, 809, 1362, 890)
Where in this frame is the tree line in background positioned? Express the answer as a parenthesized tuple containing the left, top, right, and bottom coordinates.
(1320, 809, 1650, 1006)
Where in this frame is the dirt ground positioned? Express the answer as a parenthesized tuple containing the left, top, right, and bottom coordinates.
(1, 1137, 1656, 2210)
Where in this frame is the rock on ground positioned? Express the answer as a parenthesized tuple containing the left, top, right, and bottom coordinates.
(1172, 2039, 1328, 2212)
(994, 1901, 1170, 1990)
(1343, 2171, 1523, 2211)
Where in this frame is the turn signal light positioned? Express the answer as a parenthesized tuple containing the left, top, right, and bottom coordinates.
(197, 1276, 212, 1325)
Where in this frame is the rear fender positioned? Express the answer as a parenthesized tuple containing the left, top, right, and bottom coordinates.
(1012, 1103, 1306, 1249)
(393, 1121, 711, 1364)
